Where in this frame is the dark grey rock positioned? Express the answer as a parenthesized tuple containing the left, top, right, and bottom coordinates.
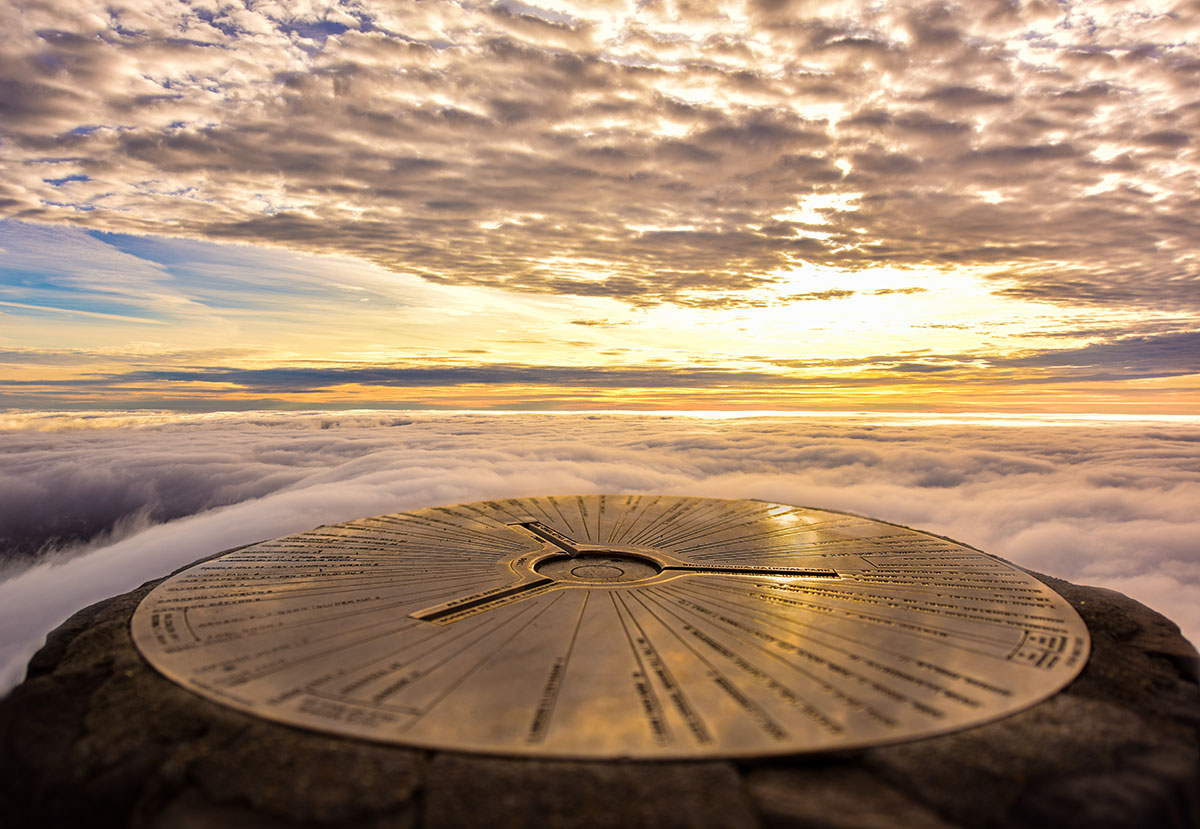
(2, 564, 1197, 828)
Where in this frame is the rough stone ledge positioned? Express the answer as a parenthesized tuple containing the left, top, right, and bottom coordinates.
(2, 564, 1197, 829)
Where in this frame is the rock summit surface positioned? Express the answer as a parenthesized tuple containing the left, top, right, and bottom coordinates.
(2, 562, 1198, 828)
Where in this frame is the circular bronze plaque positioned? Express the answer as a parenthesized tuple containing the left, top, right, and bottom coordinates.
(131, 495, 1090, 759)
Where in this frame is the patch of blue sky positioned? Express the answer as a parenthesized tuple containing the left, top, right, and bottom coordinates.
(86, 230, 220, 268)
(191, 7, 240, 37)
(90, 231, 376, 302)
(0, 263, 151, 304)
(0, 292, 165, 323)
(0, 283, 163, 325)
(43, 174, 91, 187)
(39, 201, 95, 211)
(5, 221, 406, 329)
(1, 221, 169, 284)
(280, 18, 353, 40)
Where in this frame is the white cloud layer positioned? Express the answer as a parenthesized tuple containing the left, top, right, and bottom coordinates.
(2, 410, 1197, 693)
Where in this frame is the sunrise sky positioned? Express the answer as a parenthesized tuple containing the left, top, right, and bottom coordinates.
(1, 0, 1197, 411)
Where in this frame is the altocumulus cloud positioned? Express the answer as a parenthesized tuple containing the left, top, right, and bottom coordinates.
(2, 411, 1198, 692)
(1, 0, 1197, 311)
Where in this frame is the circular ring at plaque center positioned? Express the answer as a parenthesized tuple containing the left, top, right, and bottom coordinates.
(536, 553, 661, 583)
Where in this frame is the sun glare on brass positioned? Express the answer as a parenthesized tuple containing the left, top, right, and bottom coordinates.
(131, 495, 1089, 759)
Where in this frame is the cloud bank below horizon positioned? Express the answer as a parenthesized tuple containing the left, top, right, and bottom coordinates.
(2, 410, 1197, 694)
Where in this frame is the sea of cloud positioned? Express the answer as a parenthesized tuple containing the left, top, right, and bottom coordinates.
(2, 410, 1198, 694)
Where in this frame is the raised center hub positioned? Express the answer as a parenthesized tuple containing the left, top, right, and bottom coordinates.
(535, 552, 661, 583)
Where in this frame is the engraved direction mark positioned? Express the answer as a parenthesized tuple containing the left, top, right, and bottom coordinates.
(409, 577, 556, 623)
(408, 524, 840, 624)
(131, 495, 1091, 761)
(510, 520, 581, 554)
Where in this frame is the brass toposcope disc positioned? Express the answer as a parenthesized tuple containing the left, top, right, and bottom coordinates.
(132, 495, 1090, 759)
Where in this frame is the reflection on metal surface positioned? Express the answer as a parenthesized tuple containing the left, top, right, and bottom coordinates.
(131, 495, 1090, 759)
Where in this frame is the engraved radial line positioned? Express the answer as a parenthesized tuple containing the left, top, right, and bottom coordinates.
(462, 502, 543, 534)
(639, 588, 848, 732)
(383, 518, 513, 549)
(611, 495, 654, 545)
(357, 518, 501, 542)
(193, 572, 468, 592)
(613, 590, 712, 746)
(610, 591, 672, 745)
(634, 497, 711, 547)
(208, 556, 415, 563)
(658, 580, 889, 661)
(630, 500, 724, 548)
(624, 498, 685, 547)
(527, 497, 572, 537)
(687, 578, 1019, 655)
(502, 498, 536, 529)
(605, 495, 636, 545)
(496, 499, 547, 523)
(668, 519, 817, 554)
(666, 499, 777, 541)
(647, 586, 892, 727)
(376, 599, 547, 705)
(573, 495, 594, 543)
(403, 594, 565, 727)
(170, 582, 408, 607)
(678, 523, 833, 554)
(224, 618, 425, 686)
(364, 521, 517, 545)
(545, 496, 576, 537)
(756, 579, 1072, 635)
(469, 517, 544, 549)
(644, 501, 770, 549)
(680, 527, 834, 558)
(226, 601, 414, 638)
(188, 571, 481, 603)
(457, 504, 520, 530)
(670, 578, 924, 662)
(641, 497, 749, 548)
(193, 596, 440, 640)
(386, 573, 512, 599)
(429, 509, 511, 536)
(665, 579, 956, 697)
(410, 576, 557, 623)
(510, 521, 580, 554)
(474, 501, 521, 525)
(314, 614, 496, 693)
(618, 496, 671, 547)
(682, 543, 852, 561)
(661, 564, 837, 578)
(662, 582, 982, 702)
(522, 496, 561, 528)
(529, 591, 590, 744)
(628, 589, 788, 740)
(382, 527, 514, 552)
(606, 495, 638, 544)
